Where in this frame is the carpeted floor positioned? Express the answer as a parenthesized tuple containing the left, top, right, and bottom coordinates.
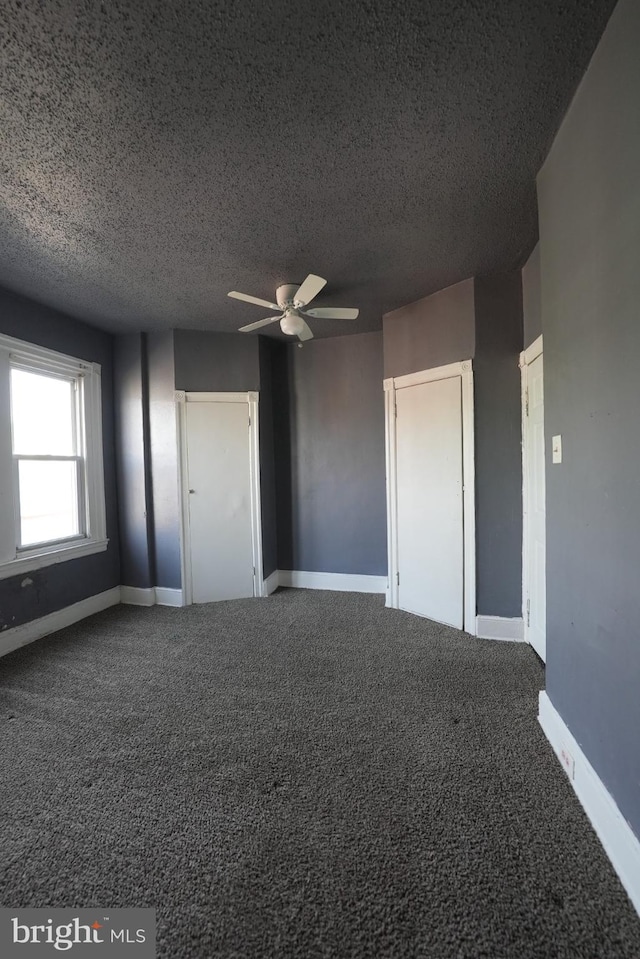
(1, 588, 639, 958)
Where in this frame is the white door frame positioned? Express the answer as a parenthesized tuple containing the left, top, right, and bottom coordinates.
(384, 360, 476, 634)
(519, 334, 543, 651)
(175, 390, 264, 605)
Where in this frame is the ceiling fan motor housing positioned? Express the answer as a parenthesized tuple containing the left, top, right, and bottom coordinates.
(276, 284, 301, 310)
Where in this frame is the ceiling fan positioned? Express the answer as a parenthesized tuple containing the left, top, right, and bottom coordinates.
(228, 274, 359, 342)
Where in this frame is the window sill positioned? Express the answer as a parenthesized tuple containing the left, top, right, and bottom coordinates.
(0, 538, 109, 581)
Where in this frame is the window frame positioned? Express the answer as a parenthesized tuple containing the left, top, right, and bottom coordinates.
(0, 333, 108, 580)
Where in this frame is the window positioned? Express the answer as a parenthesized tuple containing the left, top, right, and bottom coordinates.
(0, 333, 107, 579)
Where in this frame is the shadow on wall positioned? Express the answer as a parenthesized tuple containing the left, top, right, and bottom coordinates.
(382, 270, 525, 619)
(275, 332, 387, 577)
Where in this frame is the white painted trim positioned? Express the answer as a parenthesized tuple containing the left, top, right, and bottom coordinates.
(0, 335, 107, 580)
(384, 360, 476, 634)
(279, 570, 387, 593)
(393, 360, 470, 391)
(520, 333, 543, 368)
(175, 392, 192, 606)
(0, 332, 97, 374)
(120, 586, 184, 607)
(0, 587, 121, 659)
(383, 378, 398, 608)
(520, 337, 545, 659)
(248, 391, 265, 597)
(460, 361, 476, 633)
(263, 569, 280, 596)
(175, 391, 250, 404)
(154, 587, 183, 607)
(0, 539, 109, 581)
(538, 692, 640, 917)
(520, 355, 529, 649)
(475, 615, 525, 642)
(120, 586, 155, 606)
(175, 391, 263, 605)
(84, 361, 108, 549)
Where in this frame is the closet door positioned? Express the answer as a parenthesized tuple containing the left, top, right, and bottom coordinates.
(395, 375, 464, 628)
(523, 350, 546, 660)
(184, 399, 254, 602)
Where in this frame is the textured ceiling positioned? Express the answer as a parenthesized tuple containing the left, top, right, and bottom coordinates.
(0, 0, 616, 337)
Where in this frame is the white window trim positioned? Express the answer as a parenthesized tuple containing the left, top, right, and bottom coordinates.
(0, 333, 108, 581)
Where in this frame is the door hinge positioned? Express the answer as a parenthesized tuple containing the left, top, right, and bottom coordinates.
(248, 415, 251, 427)
(396, 571, 400, 586)
(524, 390, 529, 417)
(526, 598, 530, 627)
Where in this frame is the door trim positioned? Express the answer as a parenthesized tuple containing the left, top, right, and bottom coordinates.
(175, 390, 264, 605)
(521, 334, 543, 369)
(383, 360, 476, 634)
(519, 334, 544, 655)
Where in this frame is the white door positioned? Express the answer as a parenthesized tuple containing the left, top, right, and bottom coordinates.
(184, 400, 255, 603)
(524, 352, 546, 659)
(395, 376, 464, 628)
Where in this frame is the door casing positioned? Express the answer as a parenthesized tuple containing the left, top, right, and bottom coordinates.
(384, 361, 476, 634)
(519, 336, 546, 660)
(175, 390, 264, 605)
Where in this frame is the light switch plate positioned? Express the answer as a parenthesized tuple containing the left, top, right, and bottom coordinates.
(552, 434, 562, 464)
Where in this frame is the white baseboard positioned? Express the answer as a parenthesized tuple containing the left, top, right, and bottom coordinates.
(278, 570, 387, 594)
(120, 586, 155, 606)
(120, 586, 183, 607)
(539, 691, 640, 916)
(263, 570, 280, 596)
(154, 587, 183, 607)
(0, 587, 121, 659)
(476, 615, 524, 641)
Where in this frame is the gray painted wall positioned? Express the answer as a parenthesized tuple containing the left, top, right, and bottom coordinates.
(0, 287, 120, 629)
(114, 333, 154, 589)
(147, 332, 181, 590)
(172, 329, 276, 578)
(272, 343, 293, 572)
(116, 329, 275, 589)
(383, 274, 523, 617)
(537, 0, 640, 835)
(382, 278, 475, 379)
(174, 330, 260, 392)
(278, 332, 387, 576)
(522, 243, 542, 348)
(258, 338, 278, 578)
(474, 273, 524, 617)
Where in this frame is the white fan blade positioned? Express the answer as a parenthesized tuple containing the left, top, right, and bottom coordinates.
(297, 319, 314, 341)
(239, 315, 282, 333)
(304, 307, 359, 320)
(229, 291, 280, 310)
(294, 274, 327, 307)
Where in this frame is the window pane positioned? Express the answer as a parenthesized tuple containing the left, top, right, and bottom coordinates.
(18, 460, 81, 547)
(11, 369, 76, 455)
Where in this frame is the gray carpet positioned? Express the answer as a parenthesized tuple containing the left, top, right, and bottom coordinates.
(1, 589, 639, 958)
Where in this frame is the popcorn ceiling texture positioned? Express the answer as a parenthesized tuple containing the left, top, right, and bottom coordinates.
(0, 0, 616, 335)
